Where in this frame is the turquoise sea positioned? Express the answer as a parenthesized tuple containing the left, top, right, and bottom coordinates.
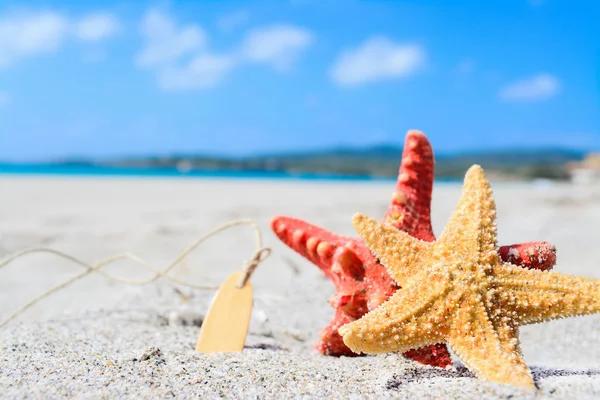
(0, 163, 389, 181)
(0, 163, 463, 183)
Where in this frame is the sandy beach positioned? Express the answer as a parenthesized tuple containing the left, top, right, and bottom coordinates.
(1, 175, 600, 399)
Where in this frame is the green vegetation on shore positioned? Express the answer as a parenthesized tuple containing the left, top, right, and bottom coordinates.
(88, 146, 583, 181)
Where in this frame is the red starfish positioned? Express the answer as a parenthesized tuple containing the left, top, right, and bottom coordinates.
(271, 130, 556, 367)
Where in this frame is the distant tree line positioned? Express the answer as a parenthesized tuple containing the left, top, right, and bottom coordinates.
(64, 146, 583, 181)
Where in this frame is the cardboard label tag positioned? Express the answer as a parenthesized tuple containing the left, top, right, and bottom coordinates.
(195, 271, 253, 353)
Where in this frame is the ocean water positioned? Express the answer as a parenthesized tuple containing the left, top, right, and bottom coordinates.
(0, 163, 464, 183)
(0, 163, 396, 182)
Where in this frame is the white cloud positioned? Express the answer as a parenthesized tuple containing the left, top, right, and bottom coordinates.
(0, 11, 69, 67)
(330, 37, 425, 87)
(0, 10, 120, 67)
(159, 53, 236, 90)
(499, 73, 560, 101)
(135, 8, 228, 90)
(136, 9, 314, 91)
(74, 12, 120, 41)
(0, 91, 10, 108)
(217, 10, 249, 33)
(240, 25, 314, 71)
(135, 8, 206, 68)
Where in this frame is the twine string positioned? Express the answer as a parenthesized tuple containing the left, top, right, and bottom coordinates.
(238, 247, 272, 289)
(0, 218, 271, 328)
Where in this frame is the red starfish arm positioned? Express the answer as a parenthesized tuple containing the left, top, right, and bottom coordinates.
(314, 310, 359, 357)
(403, 345, 453, 369)
(271, 216, 350, 276)
(498, 241, 556, 271)
(315, 310, 453, 369)
(383, 130, 436, 242)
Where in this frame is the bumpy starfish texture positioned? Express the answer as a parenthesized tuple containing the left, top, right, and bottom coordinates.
(271, 130, 557, 364)
(341, 165, 600, 389)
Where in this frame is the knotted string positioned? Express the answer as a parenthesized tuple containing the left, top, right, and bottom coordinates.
(0, 218, 271, 328)
(238, 247, 271, 289)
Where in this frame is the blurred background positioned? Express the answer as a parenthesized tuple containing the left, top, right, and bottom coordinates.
(0, 0, 598, 181)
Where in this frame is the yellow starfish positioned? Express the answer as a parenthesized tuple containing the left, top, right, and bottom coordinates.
(338, 165, 600, 389)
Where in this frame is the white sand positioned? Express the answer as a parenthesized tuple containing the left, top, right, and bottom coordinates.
(1, 176, 600, 399)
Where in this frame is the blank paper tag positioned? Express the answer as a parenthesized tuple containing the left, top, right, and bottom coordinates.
(195, 270, 253, 353)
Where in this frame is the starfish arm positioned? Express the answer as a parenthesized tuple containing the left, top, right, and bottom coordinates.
(403, 344, 453, 369)
(384, 130, 436, 242)
(314, 310, 358, 357)
(497, 241, 557, 271)
(338, 277, 448, 354)
(438, 165, 499, 265)
(271, 216, 349, 275)
(493, 263, 600, 324)
(352, 213, 432, 287)
(448, 301, 534, 389)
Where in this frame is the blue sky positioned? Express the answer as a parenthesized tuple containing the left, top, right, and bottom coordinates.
(0, 0, 598, 161)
